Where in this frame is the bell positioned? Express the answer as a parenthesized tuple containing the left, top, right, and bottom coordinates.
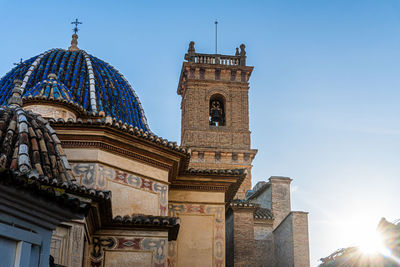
(211, 110, 222, 123)
(210, 100, 223, 125)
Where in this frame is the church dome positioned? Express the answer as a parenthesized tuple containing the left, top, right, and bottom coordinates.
(0, 48, 149, 131)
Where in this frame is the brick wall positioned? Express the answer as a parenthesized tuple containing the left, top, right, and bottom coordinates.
(292, 212, 310, 267)
(273, 213, 295, 266)
(254, 221, 274, 267)
(273, 212, 310, 267)
(178, 61, 256, 197)
(270, 177, 292, 228)
(232, 208, 255, 266)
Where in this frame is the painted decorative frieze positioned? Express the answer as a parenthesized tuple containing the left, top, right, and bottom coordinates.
(71, 163, 168, 215)
(90, 235, 167, 267)
(168, 203, 225, 267)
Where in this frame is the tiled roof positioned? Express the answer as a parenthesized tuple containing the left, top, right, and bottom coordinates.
(0, 49, 149, 130)
(246, 181, 271, 200)
(113, 215, 180, 226)
(231, 198, 257, 207)
(0, 106, 74, 182)
(185, 168, 245, 176)
(254, 208, 274, 220)
(24, 74, 73, 101)
(50, 116, 191, 155)
(230, 199, 274, 220)
(0, 169, 91, 216)
(112, 215, 180, 241)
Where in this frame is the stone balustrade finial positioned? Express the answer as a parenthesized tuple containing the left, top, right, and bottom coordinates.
(188, 41, 195, 54)
(239, 44, 246, 66)
(240, 44, 246, 56)
(186, 41, 196, 62)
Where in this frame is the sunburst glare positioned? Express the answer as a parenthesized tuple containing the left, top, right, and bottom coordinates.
(358, 230, 386, 255)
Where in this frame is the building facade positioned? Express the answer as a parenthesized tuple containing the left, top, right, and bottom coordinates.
(0, 32, 309, 267)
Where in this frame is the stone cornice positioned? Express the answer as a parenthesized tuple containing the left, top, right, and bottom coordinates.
(173, 168, 246, 207)
(51, 122, 190, 182)
(177, 61, 253, 96)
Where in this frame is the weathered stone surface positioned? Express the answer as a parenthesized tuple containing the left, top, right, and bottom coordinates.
(50, 222, 85, 267)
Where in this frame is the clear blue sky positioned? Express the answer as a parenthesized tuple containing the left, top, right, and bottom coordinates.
(1, 0, 400, 265)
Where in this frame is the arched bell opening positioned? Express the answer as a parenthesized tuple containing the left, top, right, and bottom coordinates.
(209, 94, 226, 126)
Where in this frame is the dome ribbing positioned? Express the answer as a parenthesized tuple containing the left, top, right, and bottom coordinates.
(0, 49, 149, 131)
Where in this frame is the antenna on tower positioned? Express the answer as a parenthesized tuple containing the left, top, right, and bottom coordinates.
(215, 20, 218, 54)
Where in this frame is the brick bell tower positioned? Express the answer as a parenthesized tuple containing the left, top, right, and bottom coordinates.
(177, 41, 257, 198)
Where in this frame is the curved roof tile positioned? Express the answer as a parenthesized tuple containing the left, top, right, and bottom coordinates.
(0, 106, 74, 182)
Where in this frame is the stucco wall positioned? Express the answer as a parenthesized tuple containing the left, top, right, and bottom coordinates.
(168, 203, 225, 267)
(71, 162, 168, 216)
(24, 104, 77, 121)
(88, 230, 168, 267)
(65, 148, 169, 183)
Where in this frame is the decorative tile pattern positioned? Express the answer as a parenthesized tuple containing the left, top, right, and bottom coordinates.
(0, 49, 149, 130)
(168, 203, 225, 267)
(24, 74, 73, 101)
(90, 236, 167, 267)
(71, 163, 168, 215)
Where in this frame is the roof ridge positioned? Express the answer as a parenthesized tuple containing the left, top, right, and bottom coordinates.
(49, 116, 191, 155)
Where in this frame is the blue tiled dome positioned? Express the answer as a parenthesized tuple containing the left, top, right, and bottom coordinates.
(0, 49, 149, 131)
(24, 74, 74, 101)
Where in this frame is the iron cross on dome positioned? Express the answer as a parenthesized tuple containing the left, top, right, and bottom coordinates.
(71, 18, 82, 34)
(13, 58, 25, 66)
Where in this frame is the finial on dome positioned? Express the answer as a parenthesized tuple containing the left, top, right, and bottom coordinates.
(8, 79, 23, 107)
(68, 34, 79, 51)
(68, 19, 82, 52)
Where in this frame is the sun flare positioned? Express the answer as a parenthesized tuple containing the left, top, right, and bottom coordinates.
(358, 230, 386, 255)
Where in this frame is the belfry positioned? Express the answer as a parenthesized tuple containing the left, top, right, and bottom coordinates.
(178, 42, 257, 199)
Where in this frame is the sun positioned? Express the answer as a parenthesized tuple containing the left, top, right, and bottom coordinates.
(358, 230, 386, 255)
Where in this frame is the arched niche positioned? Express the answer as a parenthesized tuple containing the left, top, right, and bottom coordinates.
(209, 94, 226, 126)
